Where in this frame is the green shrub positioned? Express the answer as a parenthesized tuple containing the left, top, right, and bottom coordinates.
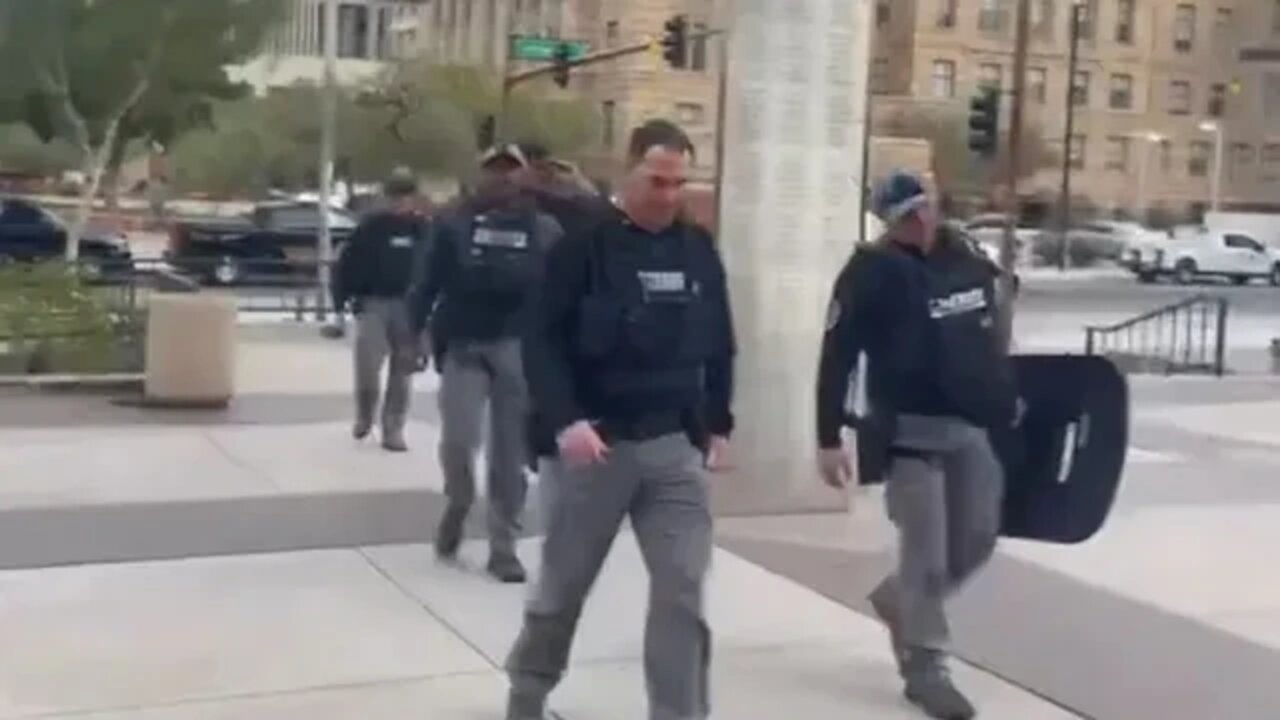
(0, 263, 137, 374)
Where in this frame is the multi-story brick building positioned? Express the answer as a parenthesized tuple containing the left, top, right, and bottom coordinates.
(872, 0, 1277, 220)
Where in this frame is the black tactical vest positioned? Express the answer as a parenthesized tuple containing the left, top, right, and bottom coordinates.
(455, 209, 541, 301)
(575, 225, 713, 405)
(875, 237, 1018, 429)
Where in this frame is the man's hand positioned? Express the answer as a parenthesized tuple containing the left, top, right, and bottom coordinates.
(704, 435, 731, 472)
(818, 446, 853, 489)
(557, 420, 609, 468)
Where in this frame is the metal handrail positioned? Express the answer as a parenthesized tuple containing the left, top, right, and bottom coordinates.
(1085, 293, 1214, 334)
(1084, 294, 1229, 376)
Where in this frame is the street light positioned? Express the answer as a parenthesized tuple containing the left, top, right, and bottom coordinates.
(1198, 120, 1224, 212)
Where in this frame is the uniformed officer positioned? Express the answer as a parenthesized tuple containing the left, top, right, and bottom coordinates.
(333, 167, 429, 452)
(504, 119, 736, 720)
(815, 171, 1020, 720)
(409, 144, 563, 583)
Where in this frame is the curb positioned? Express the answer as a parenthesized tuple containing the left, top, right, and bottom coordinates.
(0, 373, 144, 392)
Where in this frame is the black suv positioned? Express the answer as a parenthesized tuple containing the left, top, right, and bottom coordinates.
(0, 197, 134, 281)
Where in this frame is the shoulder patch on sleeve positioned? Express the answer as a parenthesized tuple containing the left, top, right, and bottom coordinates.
(824, 297, 842, 332)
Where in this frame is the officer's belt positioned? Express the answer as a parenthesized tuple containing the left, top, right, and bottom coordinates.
(887, 446, 937, 462)
(596, 412, 685, 442)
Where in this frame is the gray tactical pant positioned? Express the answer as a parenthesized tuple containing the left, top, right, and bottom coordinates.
(353, 298, 416, 435)
(438, 337, 529, 560)
(869, 414, 1004, 660)
(506, 433, 714, 720)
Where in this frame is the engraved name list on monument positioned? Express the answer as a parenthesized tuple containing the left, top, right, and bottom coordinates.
(719, 0, 866, 276)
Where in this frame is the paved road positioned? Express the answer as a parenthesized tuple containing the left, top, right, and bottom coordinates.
(1019, 274, 1280, 316)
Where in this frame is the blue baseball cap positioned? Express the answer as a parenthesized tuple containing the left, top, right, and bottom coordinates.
(871, 170, 929, 223)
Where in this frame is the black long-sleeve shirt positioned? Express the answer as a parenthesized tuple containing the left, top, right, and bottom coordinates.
(815, 228, 1015, 449)
(525, 209, 736, 440)
(332, 210, 428, 308)
(408, 207, 563, 340)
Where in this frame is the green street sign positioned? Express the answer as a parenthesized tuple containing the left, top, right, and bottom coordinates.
(512, 36, 589, 62)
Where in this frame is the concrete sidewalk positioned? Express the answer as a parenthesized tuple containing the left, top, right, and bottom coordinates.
(0, 532, 1076, 719)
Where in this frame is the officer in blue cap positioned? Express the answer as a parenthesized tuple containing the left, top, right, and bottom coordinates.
(815, 170, 1019, 720)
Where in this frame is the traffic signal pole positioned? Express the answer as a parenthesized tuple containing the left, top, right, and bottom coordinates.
(997, 0, 1031, 352)
(1057, 3, 1084, 271)
(501, 28, 725, 91)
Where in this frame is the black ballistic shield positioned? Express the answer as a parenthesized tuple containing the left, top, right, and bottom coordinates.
(847, 354, 1129, 544)
(992, 354, 1129, 544)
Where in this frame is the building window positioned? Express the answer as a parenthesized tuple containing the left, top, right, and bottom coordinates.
(1105, 136, 1132, 171)
(1109, 74, 1133, 110)
(1169, 80, 1192, 115)
(1072, 70, 1090, 107)
(1209, 83, 1226, 117)
(1189, 141, 1212, 176)
(1031, 0, 1055, 37)
(938, 0, 957, 29)
(1263, 143, 1280, 182)
(675, 102, 706, 126)
(690, 22, 708, 71)
(1077, 0, 1098, 40)
(1273, 1, 1280, 35)
(336, 3, 370, 59)
(1174, 4, 1196, 53)
(602, 100, 616, 149)
(876, 0, 891, 26)
(604, 20, 619, 47)
(1027, 67, 1047, 103)
(1069, 134, 1087, 170)
(1116, 0, 1135, 44)
(870, 58, 890, 94)
(978, 63, 1003, 92)
(931, 60, 956, 98)
(978, 0, 1005, 33)
(1158, 139, 1173, 173)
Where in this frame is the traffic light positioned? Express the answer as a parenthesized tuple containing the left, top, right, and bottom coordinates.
(551, 41, 573, 88)
(661, 14, 688, 69)
(968, 87, 1000, 156)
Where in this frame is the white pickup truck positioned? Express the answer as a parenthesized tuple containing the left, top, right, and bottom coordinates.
(1125, 228, 1280, 286)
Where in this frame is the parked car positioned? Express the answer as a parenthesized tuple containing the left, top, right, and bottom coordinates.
(1126, 228, 1280, 285)
(960, 213, 1037, 265)
(165, 201, 358, 285)
(0, 197, 134, 281)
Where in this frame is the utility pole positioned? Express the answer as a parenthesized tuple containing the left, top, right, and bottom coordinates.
(317, 0, 338, 321)
(997, 0, 1031, 351)
(1057, 1, 1083, 272)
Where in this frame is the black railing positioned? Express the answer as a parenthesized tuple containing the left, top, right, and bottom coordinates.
(0, 261, 148, 374)
(1084, 294, 1229, 376)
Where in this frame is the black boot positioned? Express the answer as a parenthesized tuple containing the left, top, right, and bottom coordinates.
(487, 552, 528, 584)
(903, 649, 976, 720)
